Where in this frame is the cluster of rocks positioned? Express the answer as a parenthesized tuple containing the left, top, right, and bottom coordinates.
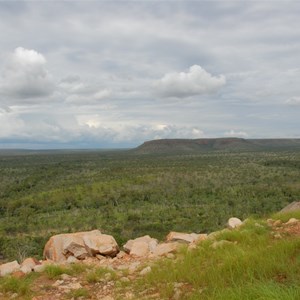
(0, 216, 247, 278)
(0, 229, 211, 278)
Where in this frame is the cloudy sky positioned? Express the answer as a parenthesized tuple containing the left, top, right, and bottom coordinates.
(0, 1, 300, 149)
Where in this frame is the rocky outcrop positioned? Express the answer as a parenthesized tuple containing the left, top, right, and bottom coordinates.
(43, 230, 119, 262)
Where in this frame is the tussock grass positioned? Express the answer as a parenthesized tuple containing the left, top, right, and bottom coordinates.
(44, 264, 72, 279)
(86, 267, 117, 283)
(134, 220, 300, 299)
(0, 273, 38, 298)
(44, 263, 90, 279)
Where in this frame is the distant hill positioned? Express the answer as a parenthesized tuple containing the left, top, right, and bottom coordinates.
(133, 138, 300, 153)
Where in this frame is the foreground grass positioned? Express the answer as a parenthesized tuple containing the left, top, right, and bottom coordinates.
(1, 214, 300, 299)
(0, 273, 39, 299)
(134, 217, 300, 299)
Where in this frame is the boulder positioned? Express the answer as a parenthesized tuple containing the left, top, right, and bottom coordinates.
(123, 235, 158, 257)
(0, 261, 20, 277)
(152, 242, 178, 257)
(43, 230, 119, 262)
(21, 257, 40, 270)
(130, 241, 150, 257)
(83, 233, 119, 256)
(227, 217, 243, 229)
(20, 265, 32, 274)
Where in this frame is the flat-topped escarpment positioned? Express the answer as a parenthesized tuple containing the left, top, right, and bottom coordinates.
(133, 138, 300, 154)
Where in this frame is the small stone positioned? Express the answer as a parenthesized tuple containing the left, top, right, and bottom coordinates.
(104, 273, 112, 280)
(10, 293, 18, 299)
(174, 282, 184, 288)
(128, 261, 140, 274)
(273, 233, 282, 239)
(273, 220, 282, 227)
(125, 292, 134, 299)
(96, 254, 106, 261)
(140, 266, 151, 275)
(116, 251, 126, 259)
(61, 273, 71, 280)
(66, 282, 82, 290)
(120, 277, 130, 282)
(52, 280, 64, 287)
(173, 289, 181, 300)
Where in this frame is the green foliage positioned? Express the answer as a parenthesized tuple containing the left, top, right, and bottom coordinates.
(0, 273, 37, 298)
(272, 210, 300, 222)
(86, 267, 117, 283)
(134, 222, 300, 299)
(0, 150, 300, 260)
(44, 265, 72, 279)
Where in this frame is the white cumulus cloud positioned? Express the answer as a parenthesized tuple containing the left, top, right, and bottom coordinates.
(0, 47, 54, 102)
(155, 65, 226, 98)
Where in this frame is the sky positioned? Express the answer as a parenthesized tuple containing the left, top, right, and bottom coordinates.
(0, 1, 300, 149)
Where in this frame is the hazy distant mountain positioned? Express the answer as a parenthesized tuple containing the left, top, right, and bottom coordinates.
(133, 138, 300, 153)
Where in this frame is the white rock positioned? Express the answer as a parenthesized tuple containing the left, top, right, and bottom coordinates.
(166, 232, 200, 243)
(20, 265, 32, 274)
(0, 261, 20, 277)
(227, 217, 243, 229)
(140, 266, 151, 275)
(33, 264, 46, 273)
(44, 230, 119, 262)
(123, 235, 158, 255)
(130, 241, 150, 257)
(152, 242, 178, 257)
(21, 257, 39, 270)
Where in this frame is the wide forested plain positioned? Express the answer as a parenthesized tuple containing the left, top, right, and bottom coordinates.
(0, 148, 300, 261)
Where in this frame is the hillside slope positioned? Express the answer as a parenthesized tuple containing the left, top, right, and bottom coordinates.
(1, 210, 300, 299)
(133, 138, 300, 154)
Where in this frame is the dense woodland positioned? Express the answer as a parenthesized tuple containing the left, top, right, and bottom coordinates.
(0, 149, 300, 261)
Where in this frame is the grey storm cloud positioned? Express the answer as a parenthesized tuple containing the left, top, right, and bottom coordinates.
(0, 1, 300, 148)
